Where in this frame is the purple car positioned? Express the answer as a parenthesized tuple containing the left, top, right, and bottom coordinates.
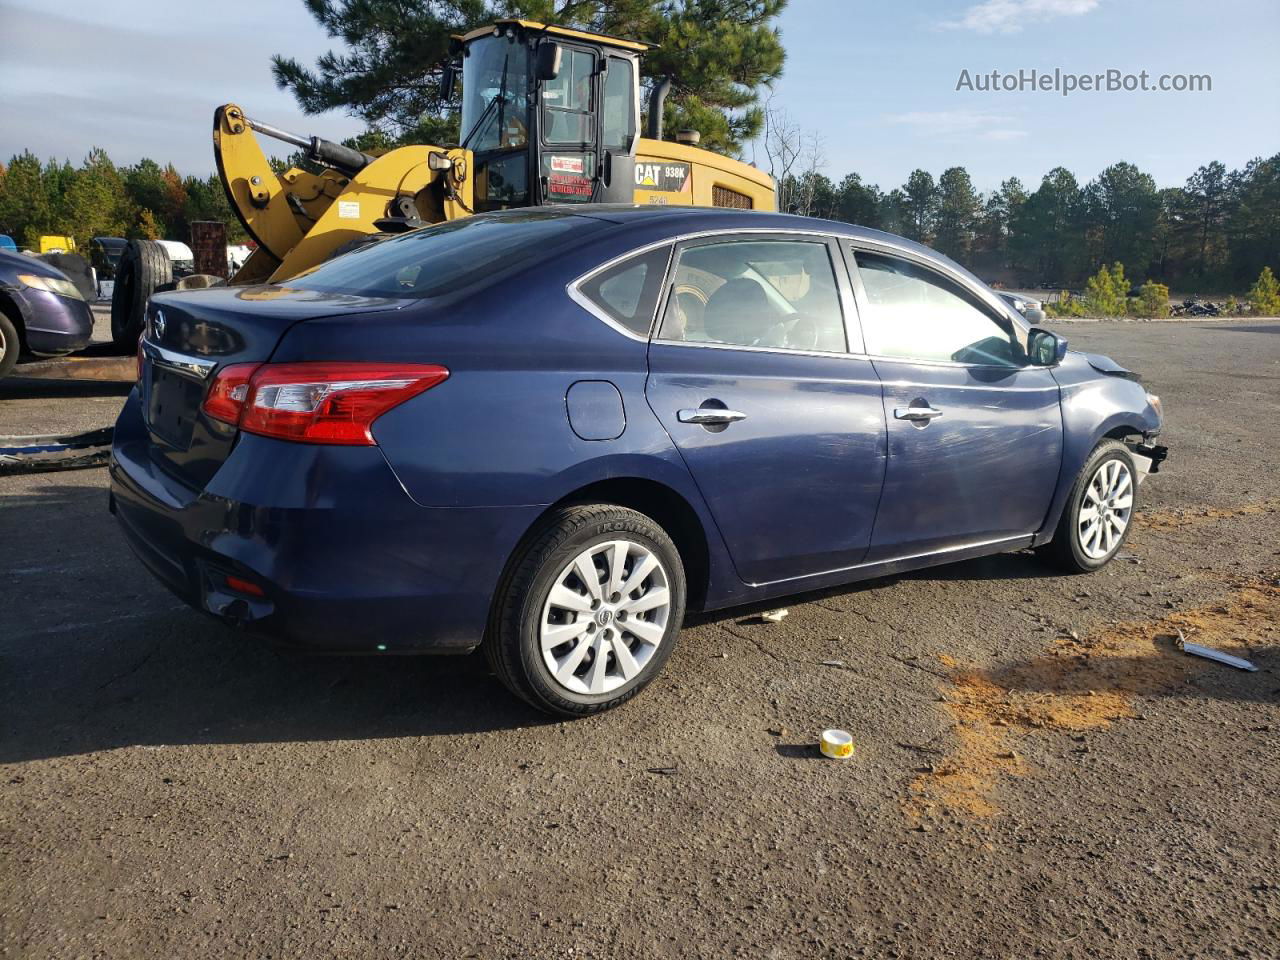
(0, 249, 95, 379)
(110, 207, 1167, 717)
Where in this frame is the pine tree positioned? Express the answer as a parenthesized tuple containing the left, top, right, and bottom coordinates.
(901, 169, 938, 243)
(60, 148, 130, 248)
(834, 173, 882, 228)
(1249, 266, 1280, 315)
(933, 166, 980, 260)
(1085, 262, 1128, 317)
(0, 151, 53, 244)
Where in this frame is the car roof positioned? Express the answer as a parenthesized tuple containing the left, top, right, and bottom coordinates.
(510, 204, 987, 290)
(486, 204, 934, 252)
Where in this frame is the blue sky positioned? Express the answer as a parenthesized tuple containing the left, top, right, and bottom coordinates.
(761, 0, 1280, 191)
(1, 0, 1277, 194)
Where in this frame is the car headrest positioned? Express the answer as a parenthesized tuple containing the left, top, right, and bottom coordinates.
(703, 278, 772, 344)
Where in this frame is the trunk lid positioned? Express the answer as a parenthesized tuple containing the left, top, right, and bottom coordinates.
(140, 285, 403, 488)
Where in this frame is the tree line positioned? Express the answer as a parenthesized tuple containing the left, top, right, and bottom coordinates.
(4, 141, 1277, 299)
(0, 149, 247, 251)
(775, 154, 1280, 292)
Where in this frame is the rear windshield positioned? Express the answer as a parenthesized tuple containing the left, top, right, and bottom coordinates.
(289, 211, 604, 299)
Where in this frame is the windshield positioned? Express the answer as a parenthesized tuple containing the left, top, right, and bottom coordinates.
(461, 35, 529, 152)
(288, 212, 604, 299)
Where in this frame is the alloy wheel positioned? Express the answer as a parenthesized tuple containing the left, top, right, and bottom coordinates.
(1077, 458, 1133, 559)
(539, 539, 671, 696)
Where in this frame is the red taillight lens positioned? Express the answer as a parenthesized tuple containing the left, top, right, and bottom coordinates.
(202, 362, 449, 445)
(202, 363, 262, 425)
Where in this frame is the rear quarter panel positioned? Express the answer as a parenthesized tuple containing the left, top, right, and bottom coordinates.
(270, 252, 752, 608)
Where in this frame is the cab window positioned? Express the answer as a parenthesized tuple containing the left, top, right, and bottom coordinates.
(852, 251, 1021, 366)
(657, 239, 847, 353)
(601, 58, 634, 151)
(543, 48, 595, 144)
(461, 35, 529, 152)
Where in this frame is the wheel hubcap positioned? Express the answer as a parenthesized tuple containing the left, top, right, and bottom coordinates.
(540, 539, 671, 695)
(1077, 459, 1133, 560)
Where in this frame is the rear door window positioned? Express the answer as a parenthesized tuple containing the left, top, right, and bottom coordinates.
(657, 238, 847, 353)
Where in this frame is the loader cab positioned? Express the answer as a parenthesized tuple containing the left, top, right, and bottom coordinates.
(456, 20, 643, 211)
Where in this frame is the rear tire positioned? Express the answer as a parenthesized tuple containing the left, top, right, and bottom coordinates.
(485, 504, 686, 717)
(110, 239, 171, 350)
(1038, 439, 1138, 573)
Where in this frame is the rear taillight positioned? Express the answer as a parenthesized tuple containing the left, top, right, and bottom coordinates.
(201, 362, 449, 445)
(202, 363, 261, 425)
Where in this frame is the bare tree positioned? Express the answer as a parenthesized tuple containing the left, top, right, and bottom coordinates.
(760, 96, 826, 215)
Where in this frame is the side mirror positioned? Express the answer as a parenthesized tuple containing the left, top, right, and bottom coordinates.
(1028, 327, 1068, 366)
(439, 63, 457, 102)
(535, 42, 562, 81)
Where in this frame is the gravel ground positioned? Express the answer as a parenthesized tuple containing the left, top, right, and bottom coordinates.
(2, 316, 1278, 959)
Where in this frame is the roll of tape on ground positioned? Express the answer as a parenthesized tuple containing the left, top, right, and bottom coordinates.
(820, 729, 854, 759)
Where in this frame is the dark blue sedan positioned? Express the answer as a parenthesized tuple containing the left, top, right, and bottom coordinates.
(0, 249, 95, 379)
(110, 207, 1166, 716)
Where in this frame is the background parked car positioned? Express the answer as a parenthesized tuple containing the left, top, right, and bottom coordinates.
(0, 247, 94, 379)
(998, 290, 1045, 319)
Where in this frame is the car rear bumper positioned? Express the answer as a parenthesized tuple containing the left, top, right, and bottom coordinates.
(108, 389, 543, 653)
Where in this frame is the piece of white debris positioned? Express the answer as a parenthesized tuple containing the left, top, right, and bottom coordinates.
(1176, 629, 1257, 671)
(760, 608, 789, 623)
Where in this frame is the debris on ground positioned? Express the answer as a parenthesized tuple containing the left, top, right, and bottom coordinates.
(645, 766, 678, 776)
(760, 608, 789, 623)
(905, 577, 1277, 820)
(819, 729, 854, 759)
(1175, 629, 1258, 671)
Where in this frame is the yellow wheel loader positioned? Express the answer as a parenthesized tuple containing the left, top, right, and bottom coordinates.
(109, 19, 775, 346)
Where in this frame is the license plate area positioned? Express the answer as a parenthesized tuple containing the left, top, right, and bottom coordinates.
(147, 365, 205, 449)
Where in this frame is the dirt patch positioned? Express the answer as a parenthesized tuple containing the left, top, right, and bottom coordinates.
(1135, 499, 1280, 532)
(906, 578, 1278, 821)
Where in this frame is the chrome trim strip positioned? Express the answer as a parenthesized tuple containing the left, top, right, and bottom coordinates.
(141, 339, 217, 380)
(565, 224, 1027, 345)
(747, 534, 1032, 588)
(565, 240, 676, 342)
(651, 337, 870, 362)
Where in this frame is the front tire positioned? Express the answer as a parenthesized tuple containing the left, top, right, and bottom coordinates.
(485, 504, 686, 717)
(1039, 439, 1138, 573)
(0, 310, 19, 380)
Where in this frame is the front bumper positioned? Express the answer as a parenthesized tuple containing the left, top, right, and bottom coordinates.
(4, 285, 94, 356)
(108, 390, 541, 653)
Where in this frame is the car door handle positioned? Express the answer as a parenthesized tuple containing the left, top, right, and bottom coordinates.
(894, 405, 944, 421)
(678, 408, 747, 425)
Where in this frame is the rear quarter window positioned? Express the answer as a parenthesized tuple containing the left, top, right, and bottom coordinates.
(575, 246, 671, 337)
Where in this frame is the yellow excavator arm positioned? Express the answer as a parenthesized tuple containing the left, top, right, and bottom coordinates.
(213, 104, 472, 284)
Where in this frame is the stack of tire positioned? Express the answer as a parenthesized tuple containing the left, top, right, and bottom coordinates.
(110, 239, 172, 351)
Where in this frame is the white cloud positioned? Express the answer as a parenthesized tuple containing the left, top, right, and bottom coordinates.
(886, 109, 1027, 141)
(942, 0, 1100, 34)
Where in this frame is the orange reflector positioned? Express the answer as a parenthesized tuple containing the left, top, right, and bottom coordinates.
(225, 575, 265, 597)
